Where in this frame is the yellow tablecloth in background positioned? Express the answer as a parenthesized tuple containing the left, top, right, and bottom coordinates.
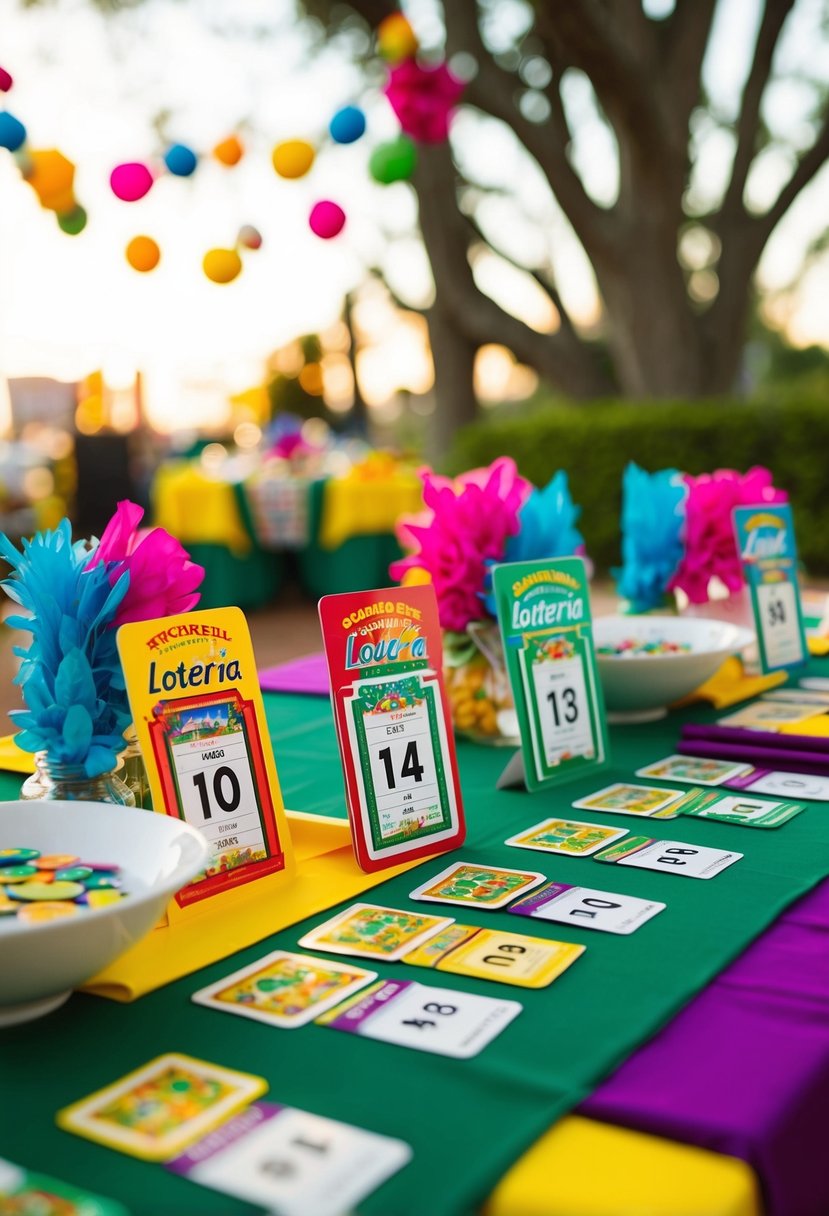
(318, 458, 423, 549)
(152, 464, 252, 554)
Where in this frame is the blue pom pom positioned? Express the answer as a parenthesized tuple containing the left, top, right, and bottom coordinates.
(329, 105, 366, 145)
(0, 110, 26, 152)
(612, 463, 687, 612)
(164, 143, 198, 176)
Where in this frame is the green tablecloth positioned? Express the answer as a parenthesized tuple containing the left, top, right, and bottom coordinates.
(3, 688, 829, 1216)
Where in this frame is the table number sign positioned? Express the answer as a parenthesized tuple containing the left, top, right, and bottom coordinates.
(492, 557, 608, 791)
(732, 504, 807, 673)
(118, 607, 294, 924)
(319, 586, 465, 873)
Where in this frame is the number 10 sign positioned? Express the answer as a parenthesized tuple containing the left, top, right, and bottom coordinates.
(118, 607, 294, 920)
(493, 558, 609, 792)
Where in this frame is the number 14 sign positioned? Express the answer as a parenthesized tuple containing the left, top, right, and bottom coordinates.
(493, 558, 609, 792)
(319, 586, 465, 873)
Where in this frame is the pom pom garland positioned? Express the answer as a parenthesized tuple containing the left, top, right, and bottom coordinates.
(126, 235, 160, 272)
(0, 66, 13, 93)
(329, 105, 366, 144)
(309, 200, 346, 239)
(0, 111, 26, 152)
(369, 134, 417, 183)
(377, 13, 419, 63)
(56, 205, 87, 235)
(272, 139, 315, 179)
(110, 162, 154, 202)
(163, 143, 198, 177)
(213, 134, 244, 165)
(237, 224, 262, 250)
(203, 247, 242, 284)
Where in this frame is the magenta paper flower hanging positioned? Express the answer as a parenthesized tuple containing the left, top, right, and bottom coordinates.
(391, 457, 531, 632)
(668, 467, 787, 604)
(87, 500, 205, 626)
(384, 58, 465, 143)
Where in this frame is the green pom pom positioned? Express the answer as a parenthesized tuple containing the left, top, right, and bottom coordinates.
(369, 135, 417, 185)
(57, 205, 87, 236)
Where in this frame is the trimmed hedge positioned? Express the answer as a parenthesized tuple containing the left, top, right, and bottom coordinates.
(446, 393, 829, 576)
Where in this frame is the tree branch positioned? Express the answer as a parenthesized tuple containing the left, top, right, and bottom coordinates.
(721, 0, 797, 218)
(662, 0, 719, 156)
(753, 107, 829, 245)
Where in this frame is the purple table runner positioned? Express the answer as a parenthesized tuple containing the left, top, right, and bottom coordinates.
(580, 877, 829, 1216)
(258, 653, 330, 696)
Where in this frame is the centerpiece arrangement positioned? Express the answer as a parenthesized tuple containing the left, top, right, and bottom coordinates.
(391, 457, 586, 744)
(614, 462, 787, 621)
(1, 501, 204, 803)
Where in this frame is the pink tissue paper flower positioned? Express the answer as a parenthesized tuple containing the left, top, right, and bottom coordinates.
(384, 59, 465, 143)
(88, 500, 205, 626)
(668, 467, 787, 604)
(391, 457, 531, 632)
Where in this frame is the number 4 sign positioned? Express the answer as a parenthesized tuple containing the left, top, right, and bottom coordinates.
(732, 504, 807, 673)
(319, 586, 465, 873)
(492, 558, 609, 791)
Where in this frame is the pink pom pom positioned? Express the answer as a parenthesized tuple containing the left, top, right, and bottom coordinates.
(110, 162, 154, 202)
(309, 200, 346, 239)
(0, 66, 12, 93)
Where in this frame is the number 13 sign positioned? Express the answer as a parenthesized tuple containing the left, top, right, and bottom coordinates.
(319, 586, 465, 873)
(493, 558, 609, 792)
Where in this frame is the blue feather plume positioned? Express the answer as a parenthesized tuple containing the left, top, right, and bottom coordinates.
(1, 520, 132, 777)
(612, 462, 687, 612)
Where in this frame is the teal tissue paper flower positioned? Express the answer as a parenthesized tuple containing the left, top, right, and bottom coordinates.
(482, 471, 585, 616)
(1, 519, 132, 777)
(612, 463, 687, 612)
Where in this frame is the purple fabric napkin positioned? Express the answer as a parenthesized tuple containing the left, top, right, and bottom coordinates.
(258, 653, 330, 696)
(580, 879, 829, 1216)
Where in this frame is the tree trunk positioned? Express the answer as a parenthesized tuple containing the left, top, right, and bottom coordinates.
(425, 306, 478, 461)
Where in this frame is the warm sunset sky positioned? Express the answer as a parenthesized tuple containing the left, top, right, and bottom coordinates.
(0, 0, 827, 431)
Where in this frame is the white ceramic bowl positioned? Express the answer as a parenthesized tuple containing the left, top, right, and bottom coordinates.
(594, 615, 755, 722)
(0, 800, 208, 1026)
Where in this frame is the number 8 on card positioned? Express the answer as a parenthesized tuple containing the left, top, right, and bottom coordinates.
(319, 587, 465, 873)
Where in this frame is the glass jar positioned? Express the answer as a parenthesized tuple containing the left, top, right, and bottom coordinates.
(443, 622, 519, 746)
(20, 755, 136, 806)
(120, 726, 153, 809)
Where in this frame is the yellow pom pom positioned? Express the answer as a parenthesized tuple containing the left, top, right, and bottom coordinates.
(272, 139, 315, 179)
(401, 566, 432, 587)
(126, 235, 161, 273)
(377, 13, 419, 62)
(203, 247, 242, 284)
(26, 148, 75, 211)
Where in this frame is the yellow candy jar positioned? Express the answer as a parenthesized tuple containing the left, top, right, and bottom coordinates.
(443, 623, 519, 746)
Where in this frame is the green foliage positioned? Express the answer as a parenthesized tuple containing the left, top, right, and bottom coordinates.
(446, 388, 829, 576)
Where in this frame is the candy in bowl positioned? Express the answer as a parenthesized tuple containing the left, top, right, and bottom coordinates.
(0, 800, 208, 1026)
(594, 615, 755, 722)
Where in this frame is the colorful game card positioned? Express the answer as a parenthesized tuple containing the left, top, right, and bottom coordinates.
(167, 1102, 411, 1216)
(0, 1159, 128, 1216)
(56, 1054, 267, 1162)
(508, 881, 665, 935)
(118, 608, 294, 918)
(299, 903, 453, 962)
(319, 586, 465, 873)
(636, 755, 751, 787)
(733, 504, 807, 673)
(726, 768, 829, 801)
(718, 700, 824, 731)
(595, 835, 743, 878)
(316, 978, 521, 1058)
(678, 791, 806, 828)
(492, 558, 608, 791)
(402, 923, 585, 989)
(505, 818, 628, 857)
(191, 951, 377, 1028)
(571, 782, 685, 819)
(409, 862, 545, 909)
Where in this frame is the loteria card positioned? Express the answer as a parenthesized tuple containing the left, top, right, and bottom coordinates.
(299, 903, 452, 962)
(316, 978, 521, 1058)
(492, 558, 608, 792)
(191, 951, 377, 1028)
(571, 782, 685, 819)
(506, 817, 628, 857)
(409, 861, 546, 909)
(319, 586, 465, 873)
(509, 881, 665, 935)
(0, 1160, 128, 1216)
(118, 608, 293, 921)
(167, 1102, 411, 1216)
(595, 835, 743, 878)
(727, 767, 829, 801)
(56, 1054, 267, 1162)
(733, 504, 807, 673)
(718, 700, 824, 731)
(402, 922, 585, 989)
(678, 791, 806, 828)
(636, 755, 751, 787)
